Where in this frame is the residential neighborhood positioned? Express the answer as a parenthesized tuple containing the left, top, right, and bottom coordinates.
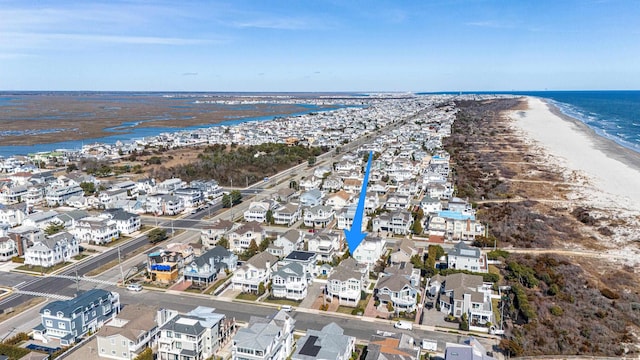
(0, 95, 504, 360)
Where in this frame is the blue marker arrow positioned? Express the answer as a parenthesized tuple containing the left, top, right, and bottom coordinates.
(344, 151, 373, 253)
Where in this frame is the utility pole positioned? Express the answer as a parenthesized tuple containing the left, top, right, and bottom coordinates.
(75, 263, 80, 293)
(118, 246, 125, 286)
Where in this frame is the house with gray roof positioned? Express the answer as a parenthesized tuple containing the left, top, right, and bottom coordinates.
(326, 258, 368, 307)
(292, 322, 355, 360)
(267, 229, 302, 258)
(96, 304, 164, 360)
(184, 246, 238, 285)
(229, 221, 266, 253)
(34, 289, 121, 346)
(24, 231, 79, 268)
(271, 262, 307, 301)
(104, 209, 141, 235)
(375, 263, 420, 313)
(22, 210, 60, 229)
(444, 336, 495, 360)
(158, 306, 228, 360)
(299, 189, 323, 207)
(232, 251, 278, 293)
(438, 273, 494, 326)
(201, 219, 236, 249)
(232, 310, 295, 360)
(447, 241, 488, 273)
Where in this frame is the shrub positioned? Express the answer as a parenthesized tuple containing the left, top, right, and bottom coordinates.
(11, 256, 24, 263)
(549, 305, 564, 316)
(600, 288, 620, 300)
(487, 249, 510, 260)
(2, 332, 29, 345)
(134, 347, 153, 360)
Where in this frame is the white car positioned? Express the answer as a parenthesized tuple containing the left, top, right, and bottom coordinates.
(126, 283, 143, 292)
(394, 320, 413, 330)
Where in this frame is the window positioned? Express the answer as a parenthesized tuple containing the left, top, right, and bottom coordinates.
(101, 348, 105, 353)
(45, 320, 53, 327)
(111, 338, 115, 345)
(58, 322, 66, 329)
(122, 340, 127, 346)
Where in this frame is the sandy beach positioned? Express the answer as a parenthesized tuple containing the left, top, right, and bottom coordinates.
(509, 96, 640, 262)
(510, 96, 640, 212)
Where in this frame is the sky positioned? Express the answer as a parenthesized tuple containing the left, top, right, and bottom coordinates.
(1, 0, 639, 92)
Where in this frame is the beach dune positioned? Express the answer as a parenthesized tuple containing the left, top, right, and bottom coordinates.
(510, 97, 640, 213)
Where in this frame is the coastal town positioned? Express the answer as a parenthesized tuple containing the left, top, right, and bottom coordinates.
(0, 94, 507, 360)
(1, 93, 639, 360)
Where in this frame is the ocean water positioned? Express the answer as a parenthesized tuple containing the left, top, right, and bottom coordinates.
(422, 90, 640, 154)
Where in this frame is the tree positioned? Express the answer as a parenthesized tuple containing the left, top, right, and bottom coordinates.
(218, 237, 229, 249)
(259, 237, 272, 252)
(134, 348, 153, 360)
(308, 156, 316, 166)
(266, 209, 274, 225)
(411, 220, 423, 234)
(258, 281, 266, 295)
(148, 228, 168, 244)
(79, 181, 96, 195)
(221, 193, 231, 208)
(44, 222, 65, 236)
(230, 190, 242, 205)
(66, 163, 78, 173)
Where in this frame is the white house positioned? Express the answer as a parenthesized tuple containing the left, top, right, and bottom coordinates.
(105, 210, 141, 235)
(352, 236, 386, 269)
(447, 241, 488, 273)
(232, 251, 278, 293)
(271, 262, 307, 301)
(232, 310, 295, 360)
(24, 231, 79, 268)
(303, 205, 334, 228)
(71, 217, 119, 245)
(0, 236, 17, 261)
(229, 221, 266, 253)
(326, 258, 368, 307)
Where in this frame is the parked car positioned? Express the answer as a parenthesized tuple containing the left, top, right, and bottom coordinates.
(421, 339, 438, 351)
(394, 320, 413, 330)
(280, 305, 293, 312)
(126, 283, 143, 292)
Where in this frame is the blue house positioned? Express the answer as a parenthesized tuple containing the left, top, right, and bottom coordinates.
(33, 289, 121, 346)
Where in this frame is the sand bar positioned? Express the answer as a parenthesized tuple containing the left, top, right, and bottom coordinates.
(509, 96, 640, 213)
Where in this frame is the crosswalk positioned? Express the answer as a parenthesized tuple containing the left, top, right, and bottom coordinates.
(12, 290, 73, 301)
(48, 275, 118, 286)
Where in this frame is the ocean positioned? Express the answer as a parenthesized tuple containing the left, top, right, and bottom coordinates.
(423, 90, 640, 155)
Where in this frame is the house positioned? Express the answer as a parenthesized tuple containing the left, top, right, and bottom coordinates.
(439, 273, 494, 325)
(71, 216, 119, 245)
(25, 184, 46, 205)
(428, 210, 483, 241)
(369, 181, 389, 195)
(147, 248, 185, 284)
(342, 179, 362, 194)
(244, 201, 274, 223)
(384, 192, 410, 210)
(33, 289, 121, 346)
(22, 210, 60, 229)
(24, 232, 79, 268)
(447, 197, 474, 215)
(272, 203, 300, 227)
(158, 307, 231, 360)
(174, 187, 203, 208)
(444, 337, 496, 360)
(307, 232, 341, 262)
(292, 322, 355, 360)
(145, 194, 185, 216)
(190, 179, 223, 200)
(98, 188, 129, 207)
(201, 219, 235, 249)
(365, 333, 420, 360)
(166, 243, 195, 265)
(321, 176, 343, 192)
(184, 246, 238, 285)
(371, 209, 413, 235)
(389, 238, 417, 265)
(0, 184, 28, 204)
(281, 251, 317, 279)
(324, 190, 351, 210)
(232, 251, 278, 293)
(0, 236, 17, 261)
(352, 236, 386, 269)
(299, 189, 323, 208)
(326, 258, 368, 307)
(96, 304, 165, 360)
(45, 184, 83, 206)
(303, 205, 334, 228)
(268, 230, 302, 258)
(375, 263, 420, 312)
(7, 225, 44, 256)
(229, 221, 266, 253)
(335, 204, 368, 232)
(104, 209, 141, 235)
(299, 176, 322, 191)
(420, 195, 442, 214)
(156, 178, 186, 193)
(447, 242, 488, 273)
(0, 204, 27, 226)
(54, 209, 90, 229)
(271, 262, 307, 301)
(232, 310, 295, 360)
(364, 192, 380, 213)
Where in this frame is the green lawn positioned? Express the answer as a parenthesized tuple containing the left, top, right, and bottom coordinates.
(263, 297, 301, 307)
(236, 292, 260, 301)
(15, 261, 71, 274)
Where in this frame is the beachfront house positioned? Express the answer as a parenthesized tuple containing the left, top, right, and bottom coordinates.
(438, 273, 494, 325)
(371, 209, 413, 235)
(447, 241, 488, 273)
